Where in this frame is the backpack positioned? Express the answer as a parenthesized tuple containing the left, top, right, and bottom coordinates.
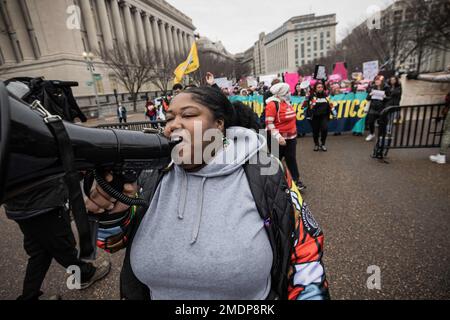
(260, 100, 280, 129)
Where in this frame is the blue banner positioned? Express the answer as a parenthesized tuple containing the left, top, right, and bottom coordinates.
(229, 93, 368, 134)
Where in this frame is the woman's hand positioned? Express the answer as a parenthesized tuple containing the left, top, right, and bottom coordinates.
(278, 136, 287, 146)
(205, 72, 215, 86)
(85, 173, 138, 214)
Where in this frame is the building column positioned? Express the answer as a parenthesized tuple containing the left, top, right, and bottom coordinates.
(184, 33, 191, 52)
(173, 28, 181, 57)
(122, 2, 137, 52)
(143, 13, 155, 52)
(79, 0, 99, 53)
(181, 32, 188, 54)
(110, 0, 125, 45)
(18, 0, 40, 59)
(151, 16, 162, 56)
(133, 8, 147, 52)
(178, 30, 186, 56)
(159, 20, 170, 59)
(96, 0, 114, 52)
(166, 24, 175, 61)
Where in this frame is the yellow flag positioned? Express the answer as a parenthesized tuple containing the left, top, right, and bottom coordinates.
(174, 41, 200, 84)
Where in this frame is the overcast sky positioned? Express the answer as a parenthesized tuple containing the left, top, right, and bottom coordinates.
(166, 0, 394, 54)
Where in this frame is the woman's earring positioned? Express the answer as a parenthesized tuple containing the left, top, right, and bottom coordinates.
(222, 136, 230, 149)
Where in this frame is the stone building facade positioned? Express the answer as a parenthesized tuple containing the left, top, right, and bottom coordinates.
(0, 0, 196, 107)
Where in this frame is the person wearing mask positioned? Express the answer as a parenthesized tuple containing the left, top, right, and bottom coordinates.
(304, 82, 336, 152)
(430, 92, 450, 164)
(265, 83, 306, 190)
(365, 76, 389, 142)
(84, 86, 329, 300)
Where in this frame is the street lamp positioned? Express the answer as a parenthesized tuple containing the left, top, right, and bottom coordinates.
(82, 51, 101, 117)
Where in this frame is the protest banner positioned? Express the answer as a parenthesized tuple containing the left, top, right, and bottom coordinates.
(229, 92, 368, 134)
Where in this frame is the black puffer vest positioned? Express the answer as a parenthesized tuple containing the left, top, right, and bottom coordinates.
(120, 154, 296, 300)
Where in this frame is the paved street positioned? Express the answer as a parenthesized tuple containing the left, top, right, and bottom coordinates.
(0, 127, 449, 300)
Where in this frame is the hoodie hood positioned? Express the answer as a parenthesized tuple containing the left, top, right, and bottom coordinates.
(175, 127, 266, 244)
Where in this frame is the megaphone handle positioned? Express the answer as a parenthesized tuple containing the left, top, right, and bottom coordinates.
(93, 169, 148, 207)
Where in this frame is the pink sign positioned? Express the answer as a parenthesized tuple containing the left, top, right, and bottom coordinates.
(284, 72, 300, 93)
(332, 62, 348, 80)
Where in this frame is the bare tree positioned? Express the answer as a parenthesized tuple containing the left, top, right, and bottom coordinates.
(149, 49, 180, 95)
(300, 0, 450, 76)
(100, 44, 156, 112)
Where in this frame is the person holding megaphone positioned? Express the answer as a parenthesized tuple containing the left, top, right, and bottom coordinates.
(84, 85, 329, 300)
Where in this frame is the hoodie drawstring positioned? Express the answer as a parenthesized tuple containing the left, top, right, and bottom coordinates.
(190, 177, 206, 245)
(177, 170, 187, 220)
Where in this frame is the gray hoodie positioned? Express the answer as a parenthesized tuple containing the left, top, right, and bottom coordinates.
(130, 127, 273, 300)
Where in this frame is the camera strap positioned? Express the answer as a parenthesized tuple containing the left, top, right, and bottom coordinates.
(44, 116, 94, 260)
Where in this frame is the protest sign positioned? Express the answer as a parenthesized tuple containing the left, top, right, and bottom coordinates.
(363, 61, 379, 81)
(284, 72, 300, 93)
(314, 65, 327, 80)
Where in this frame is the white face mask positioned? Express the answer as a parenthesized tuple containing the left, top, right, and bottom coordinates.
(281, 93, 291, 102)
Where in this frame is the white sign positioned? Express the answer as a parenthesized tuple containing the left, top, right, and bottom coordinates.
(363, 61, 379, 81)
(314, 65, 327, 80)
(260, 74, 279, 87)
(215, 77, 233, 89)
(371, 89, 386, 101)
(246, 76, 258, 88)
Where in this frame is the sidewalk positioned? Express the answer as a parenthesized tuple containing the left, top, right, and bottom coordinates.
(83, 112, 148, 127)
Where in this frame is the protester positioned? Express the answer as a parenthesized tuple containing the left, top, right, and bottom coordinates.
(365, 76, 389, 142)
(330, 83, 342, 136)
(304, 82, 336, 152)
(263, 78, 281, 107)
(3, 82, 111, 299)
(145, 98, 157, 122)
(293, 83, 306, 97)
(429, 92, 450, 164)
(5, 185, 111, 301)
(387, 76, 403, 124)
(85, 86, 328, 300)
(117, 102, 127, 123)
(266, 83, 306, 190)
(172, 83, 183, 96)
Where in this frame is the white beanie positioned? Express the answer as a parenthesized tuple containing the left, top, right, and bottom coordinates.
(270, 83, 291, 98)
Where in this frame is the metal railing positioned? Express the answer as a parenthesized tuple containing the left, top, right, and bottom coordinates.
(95, 120, 166, 132)
(373, 103, 446, 160)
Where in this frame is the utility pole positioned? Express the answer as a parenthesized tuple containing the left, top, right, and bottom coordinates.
(83, 51, 101, 117)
